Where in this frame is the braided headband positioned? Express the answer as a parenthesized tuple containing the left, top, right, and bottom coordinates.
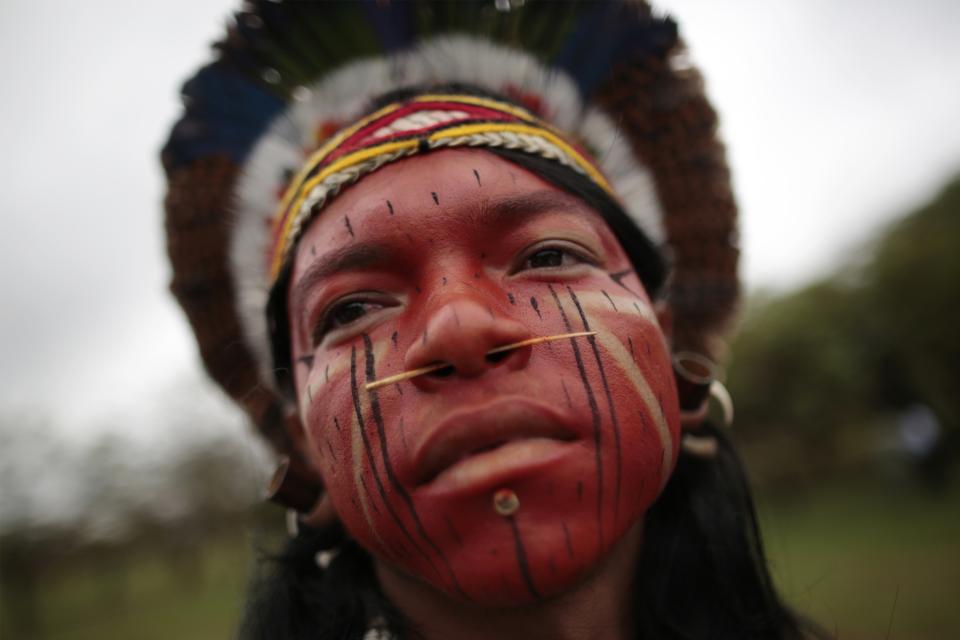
(268, 93, 616, 283)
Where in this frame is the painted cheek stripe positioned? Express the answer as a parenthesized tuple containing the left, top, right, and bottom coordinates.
(350, 409, 387, 551)
(509, 516, 542, 600)
(586, 319, 676, 489)
(362, 334, 467, 598)
(547, 284, 605, 551)
(567, 287, 624, 531)
(348, 345, 443, 581)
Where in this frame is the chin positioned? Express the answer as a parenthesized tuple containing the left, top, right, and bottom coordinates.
(355, 444, 657, 606)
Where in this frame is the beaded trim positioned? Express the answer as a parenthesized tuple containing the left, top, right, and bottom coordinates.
(267, 93, 615, 282)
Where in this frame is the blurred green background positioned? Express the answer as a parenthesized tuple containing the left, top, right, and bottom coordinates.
(2, 178, 958, 639)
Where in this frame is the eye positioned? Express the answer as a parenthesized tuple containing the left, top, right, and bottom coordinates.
(515, 242, 597, 274)
(311, 295, 395, 346)
(527, 248, 566, 268)
(331, 300, 371, 326)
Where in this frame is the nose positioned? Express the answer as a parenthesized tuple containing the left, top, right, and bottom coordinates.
(404, 296, 531, 390)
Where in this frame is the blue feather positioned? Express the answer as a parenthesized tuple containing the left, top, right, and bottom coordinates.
(554, 2, 677, 98)
(163, 63, 285, 171)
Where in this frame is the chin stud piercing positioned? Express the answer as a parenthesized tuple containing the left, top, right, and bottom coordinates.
(493, 488, 519, 517)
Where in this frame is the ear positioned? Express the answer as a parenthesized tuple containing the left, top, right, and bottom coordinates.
(281, 412, 340, 530)
(283, 410, 312, 461)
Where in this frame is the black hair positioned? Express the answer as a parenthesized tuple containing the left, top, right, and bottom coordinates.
(240, 423, 826, 639)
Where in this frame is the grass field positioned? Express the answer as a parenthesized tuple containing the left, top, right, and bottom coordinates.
(4, 481, 958, 639)
(758, 480, 960, 639)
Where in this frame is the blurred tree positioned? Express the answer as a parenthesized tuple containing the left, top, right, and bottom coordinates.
(727, 281, 878, 485)
(727, 175, 960, 489)
(0, 377, 270, 637)
(861, 178, 960, 429)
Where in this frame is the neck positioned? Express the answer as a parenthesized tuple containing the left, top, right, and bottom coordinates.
(376, 522, 643, 640)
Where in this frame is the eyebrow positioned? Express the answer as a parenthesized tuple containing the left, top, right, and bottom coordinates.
(290, 243, 385, 316)
(473, 189, 594, 229)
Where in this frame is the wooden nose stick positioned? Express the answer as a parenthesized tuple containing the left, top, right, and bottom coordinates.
(365, 331, 596, 391)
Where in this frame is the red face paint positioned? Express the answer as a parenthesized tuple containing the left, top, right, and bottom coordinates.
(287, 149, 680, 605)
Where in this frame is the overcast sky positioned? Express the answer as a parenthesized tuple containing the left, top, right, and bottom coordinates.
(1, 0, 958, 442)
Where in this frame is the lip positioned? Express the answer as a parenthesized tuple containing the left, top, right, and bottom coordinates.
(412, 397, 580, 492)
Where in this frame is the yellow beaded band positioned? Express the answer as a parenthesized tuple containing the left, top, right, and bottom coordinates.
(267, 94, 616, 283)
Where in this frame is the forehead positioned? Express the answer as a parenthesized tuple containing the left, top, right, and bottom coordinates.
(291, 149, 616, 267)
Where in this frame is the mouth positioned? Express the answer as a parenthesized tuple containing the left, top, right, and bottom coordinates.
(414, 398, 579, 492)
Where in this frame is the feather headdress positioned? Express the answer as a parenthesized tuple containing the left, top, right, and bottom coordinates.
(162, 0, 738, 452)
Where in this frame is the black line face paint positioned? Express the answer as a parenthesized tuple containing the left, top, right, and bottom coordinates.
(560, 378, 573, 409)
(473, 169, 481, 186)
(547, 284, 604, 549)
(344, 215, 354, 237)
(508, 517, 542, 600)
(562, 521, 575, 558)
(601, 290, 618, 312)
(360, 475, 380, 515)
(387, 200, 394, 215)
(567, 286, 624, 529)
(431, 191, 439, 205)
(627, 336, 635, 359)
(391, 331, 398, 348)
(362, 334, 466, 597)
(638, 410, 650, 436)
(398, 415, 409, 453)
(507, 292, 516, 305)
(348, 344, 442, 581)
(608, 269, 636, 294)
(529, 296, 542, 319)
(333, 416, 341, 433)
(445, 515, 464, 548)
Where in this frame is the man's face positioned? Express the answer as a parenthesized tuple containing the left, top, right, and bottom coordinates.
(287, 149, 679, 605)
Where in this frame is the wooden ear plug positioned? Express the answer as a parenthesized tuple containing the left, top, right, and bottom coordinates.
(364, 331, 596, 391)
(265, 455, 323, 513)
